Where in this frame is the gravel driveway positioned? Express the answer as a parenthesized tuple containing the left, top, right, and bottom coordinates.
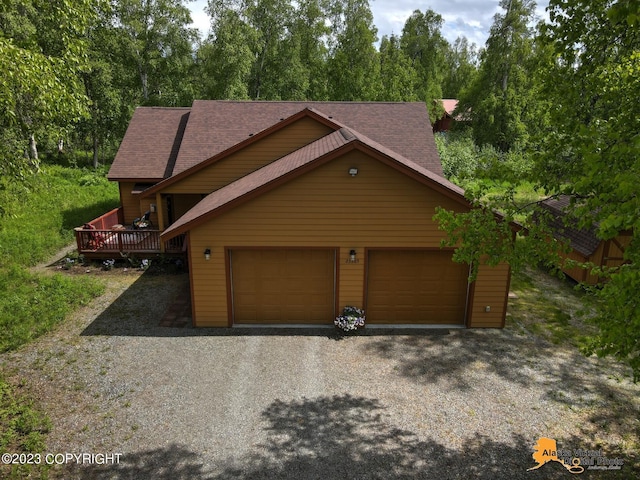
(1, 269, 639, 479)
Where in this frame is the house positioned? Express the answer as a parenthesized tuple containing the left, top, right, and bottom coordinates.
(540, 196, 632, 285)
(432, 99, 463, 133)
(80, 100, 511, 328)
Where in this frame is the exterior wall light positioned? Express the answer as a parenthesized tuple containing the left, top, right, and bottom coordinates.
(347, 249, 359, 263)
(348, 167, 358, 177)
(204, 248, 211, 261)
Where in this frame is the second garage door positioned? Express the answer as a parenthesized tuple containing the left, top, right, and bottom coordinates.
(230, 249, 336, 324)
(366, 249, 469, 325)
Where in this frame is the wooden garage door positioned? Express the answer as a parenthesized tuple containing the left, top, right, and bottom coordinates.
(231, 249, 336, 324)
(366, 250, 469, 324)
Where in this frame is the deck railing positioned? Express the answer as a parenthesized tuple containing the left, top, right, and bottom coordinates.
(75, 208, 186, 257)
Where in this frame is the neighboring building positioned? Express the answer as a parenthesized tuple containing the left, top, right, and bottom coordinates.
(540, 196, 632, 284)
(79, 101, 512, 328)
(432, 99, 463, 133)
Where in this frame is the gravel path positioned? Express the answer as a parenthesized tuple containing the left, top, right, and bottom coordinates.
(1, 267, 639, 479)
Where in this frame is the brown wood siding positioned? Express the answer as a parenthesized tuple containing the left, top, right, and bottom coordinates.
(366, 249, 468, 324)
(160, 117, 334, 195)
(119, 182, 140, 225)
(188, 151, 474, 327)
(468, 261, 511, 328)
(230, 249, 335, 324)
(172, 194, 203, 224)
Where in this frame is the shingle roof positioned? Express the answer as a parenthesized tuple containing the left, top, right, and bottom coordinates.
(108, 107, 190, 180)
(109, 101, 442, 181)
(540, 196, 602, 257)
(162, 127, 467, 240)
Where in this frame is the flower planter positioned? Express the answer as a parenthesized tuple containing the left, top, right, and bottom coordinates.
(335, 306, 365, 333)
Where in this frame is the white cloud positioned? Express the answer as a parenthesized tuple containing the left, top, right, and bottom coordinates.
(187, 0, 550, 47)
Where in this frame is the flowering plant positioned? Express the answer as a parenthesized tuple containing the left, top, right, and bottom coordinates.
(335, 306, 365, 332)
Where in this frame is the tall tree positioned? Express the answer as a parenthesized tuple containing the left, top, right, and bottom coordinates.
(0, 0, 96, 180)
(199, 3, 256, 99)
(288, 0, 331, 100)
(400, 9, 448, 122)
(458, 0, 537, 151)
(116, 0, 198, 106)
(435, 0, 640, 379)
(441, 36, 478, 99)
(378, 34, 419, 101)
(326, 0, 381, 100)
(535, 0, 640, 377)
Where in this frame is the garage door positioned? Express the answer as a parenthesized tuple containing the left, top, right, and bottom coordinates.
(231, 249, 336, 324)
(366, 250, 469, 325)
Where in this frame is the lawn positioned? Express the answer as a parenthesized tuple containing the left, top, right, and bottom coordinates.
(0, 164, 119, 478)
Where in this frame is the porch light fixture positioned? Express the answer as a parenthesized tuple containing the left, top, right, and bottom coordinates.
(204, 248, 211, 261)
(349, 249, 357, 262)
(348, 167, 358, 177)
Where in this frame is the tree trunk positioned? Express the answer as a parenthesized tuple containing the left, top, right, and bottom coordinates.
(28, 133, 40, 171)
(92, 134, 99, 169)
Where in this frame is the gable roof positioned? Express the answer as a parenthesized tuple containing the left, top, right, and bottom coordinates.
(540, 196, 602, 257)
(162, 127, 467, 240)
(108, 107, 190, 181)
(441, 99, 459, 116)
(108, 101, 442, 182)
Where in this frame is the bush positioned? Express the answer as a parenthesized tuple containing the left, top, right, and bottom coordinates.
(435, 129, 480, 183)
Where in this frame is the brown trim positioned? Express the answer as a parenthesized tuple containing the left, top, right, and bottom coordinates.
(225, 246, 339, 326)
(500, 264, 512, 328)
(140, 109, 343, 198)
(363, 248, 370, 313)
(162, 141, 471, 241)
(334, 249, 340, 319)
(224, 247, 233, 327)
(109, 178, 163, 183)
(186, 233, 196, 328)
(611, 236, 626, 254)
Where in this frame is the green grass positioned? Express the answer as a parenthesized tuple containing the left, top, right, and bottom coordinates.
(0, 377, 52, 479)
(507, 268, 594, 347)
(0, 164, 118, 475)
(0, 165, 118, 266)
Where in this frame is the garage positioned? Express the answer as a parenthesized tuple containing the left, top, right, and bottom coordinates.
(230, 249, 336, 324)
(366, 249, 470, 325)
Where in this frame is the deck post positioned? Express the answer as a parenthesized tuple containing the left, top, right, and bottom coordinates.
(156, 193, 166, 253)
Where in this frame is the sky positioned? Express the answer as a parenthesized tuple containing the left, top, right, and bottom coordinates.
(188, 0, 550, 48)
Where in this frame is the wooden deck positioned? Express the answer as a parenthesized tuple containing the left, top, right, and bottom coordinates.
(75, 207, 186, 258)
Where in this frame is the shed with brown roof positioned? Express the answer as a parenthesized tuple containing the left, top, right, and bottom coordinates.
(540, 196, 632, 284)
(102, 100, 511, 328)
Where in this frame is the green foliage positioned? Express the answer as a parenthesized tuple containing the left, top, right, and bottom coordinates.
(437, 0, 640, 379)
(326, 0, 381, 100)
(400, 9, 448, 122)
(0, 165, 118, 265)
(0, 166, 114, 352)
(458, 0, 541, 151)
(434, 130, 479, 182)
(378, 35, 419, 101)
(0, 0, 97, 177)
(0, 266, 104, 352)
